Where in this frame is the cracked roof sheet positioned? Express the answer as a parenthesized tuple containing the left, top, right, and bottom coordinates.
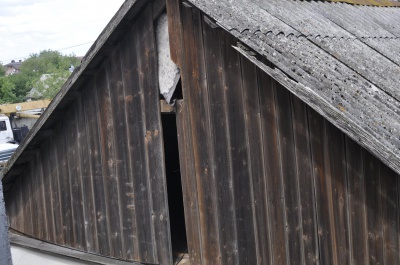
(189, 0, 400, 173)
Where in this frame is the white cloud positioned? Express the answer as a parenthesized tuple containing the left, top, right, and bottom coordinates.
(0, 0, 125, 64)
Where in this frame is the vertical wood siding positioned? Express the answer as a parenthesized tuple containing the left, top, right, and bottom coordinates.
(174, 3, 400, 264)
(4, 5, 172, 265)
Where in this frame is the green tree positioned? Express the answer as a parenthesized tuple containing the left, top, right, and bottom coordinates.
(0, 77, 17, 103)
(0, 65, 5, 77)
(18, 50, 80, 100)
(0, 50, 80, 103)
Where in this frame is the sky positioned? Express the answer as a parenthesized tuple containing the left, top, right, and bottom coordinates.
(0, 0, 125, 64)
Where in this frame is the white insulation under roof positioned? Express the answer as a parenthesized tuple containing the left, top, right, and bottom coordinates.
(156, 12, 180, 104)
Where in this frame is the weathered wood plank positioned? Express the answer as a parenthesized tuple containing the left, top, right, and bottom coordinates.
(119, 23, 140, 261)
(176, 100, 203, 265)
(57, 110, 74, 247)
(31, 151, 43, 240)
(96, 61, 122, 257)
(202, 17, 236, 265)
(241, 56, 272, 265)
(75, 91, 96, 253)
(9, 233, 144, 265)
(222, 32, 258, 264)
(67, 105, 86, 250)
(308, 108, 335, 265)
(364, 151, 384, 265)
(181, 5, 221, 264)
(137, 6, 172, 264)
(45, 137, 58, 243)
(110, 42, 138, 259)
(152, 0, 166, 20)
(87, 78, 110, 256)
(345, 136, 368, 265)
(274, 84, 303, 265)
(105, 44, 126, 259)
(160, 100, 175, 113)
(324, 121, 350, 265)
(259, 64, 287, 265)
(51, 124, 65, 245)
(166, 0, 183, 66)
(292, 97, 319, 264)
(125, 10, 157, 263)
(380, 163, 399, 264)
(16, 175, 25, 232)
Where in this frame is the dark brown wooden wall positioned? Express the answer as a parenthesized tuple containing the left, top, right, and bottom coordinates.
(171, 2, 400, 264)
(4, 4, 172, 265)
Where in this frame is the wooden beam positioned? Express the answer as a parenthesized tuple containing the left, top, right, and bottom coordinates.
(160, 99, 175, 113)
(166, 0, 183, 66)
(16, 113, 41, 119)
(9, 233, 141, 265)
(153, 0, 166, 19)
(0, 100, 51, 114)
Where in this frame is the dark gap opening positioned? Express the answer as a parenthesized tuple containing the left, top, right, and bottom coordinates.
(161, 113, 188, 263)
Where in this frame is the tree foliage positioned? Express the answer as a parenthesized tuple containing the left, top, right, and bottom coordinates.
(0, 65, 5, 77)
(0, 50, 80, 103)
(0, 77, 17, 103)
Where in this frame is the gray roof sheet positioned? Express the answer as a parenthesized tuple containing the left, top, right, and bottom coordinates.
(189, 0, 400, 173)
(4, 61, 22, 70)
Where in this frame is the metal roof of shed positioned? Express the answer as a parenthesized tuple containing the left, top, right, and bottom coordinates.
(189, 0, 400, 173)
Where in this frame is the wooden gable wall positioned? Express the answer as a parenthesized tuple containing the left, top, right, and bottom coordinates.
(4, 3, 172, 265)
(168, 1, 400, 264)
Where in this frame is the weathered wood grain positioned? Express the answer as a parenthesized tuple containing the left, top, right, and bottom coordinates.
(308, 108, 335, 265)
(275, 84, 303, 265)
(181, 5, 221, 264)
(259, 66, 287, 265)
(241, 57, 271, 265)
(87, 78, 110, 255)
(138, 5, 172, 264)
(346, 136, 368, 265)
(291, 96, 319, 265)
(176, 100, 203, 265)
(166, 0, 183, 66)
(365, 152, 384, 265)
(202, 16, 236, 265)
(380, 162, 399, 264)
(96, 62, 122, 257)
(222, 32, 257, 265)
(324, 121, 350, 265)
(119, 24, 140, 261)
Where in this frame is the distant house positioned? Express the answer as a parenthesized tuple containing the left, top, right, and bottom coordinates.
(3, 60, 22, 76)
(2, 0, 400, 264)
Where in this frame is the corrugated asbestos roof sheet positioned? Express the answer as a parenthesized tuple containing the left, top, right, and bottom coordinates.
(324, 0, 400, 7)
(188, 0, 400, 173)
